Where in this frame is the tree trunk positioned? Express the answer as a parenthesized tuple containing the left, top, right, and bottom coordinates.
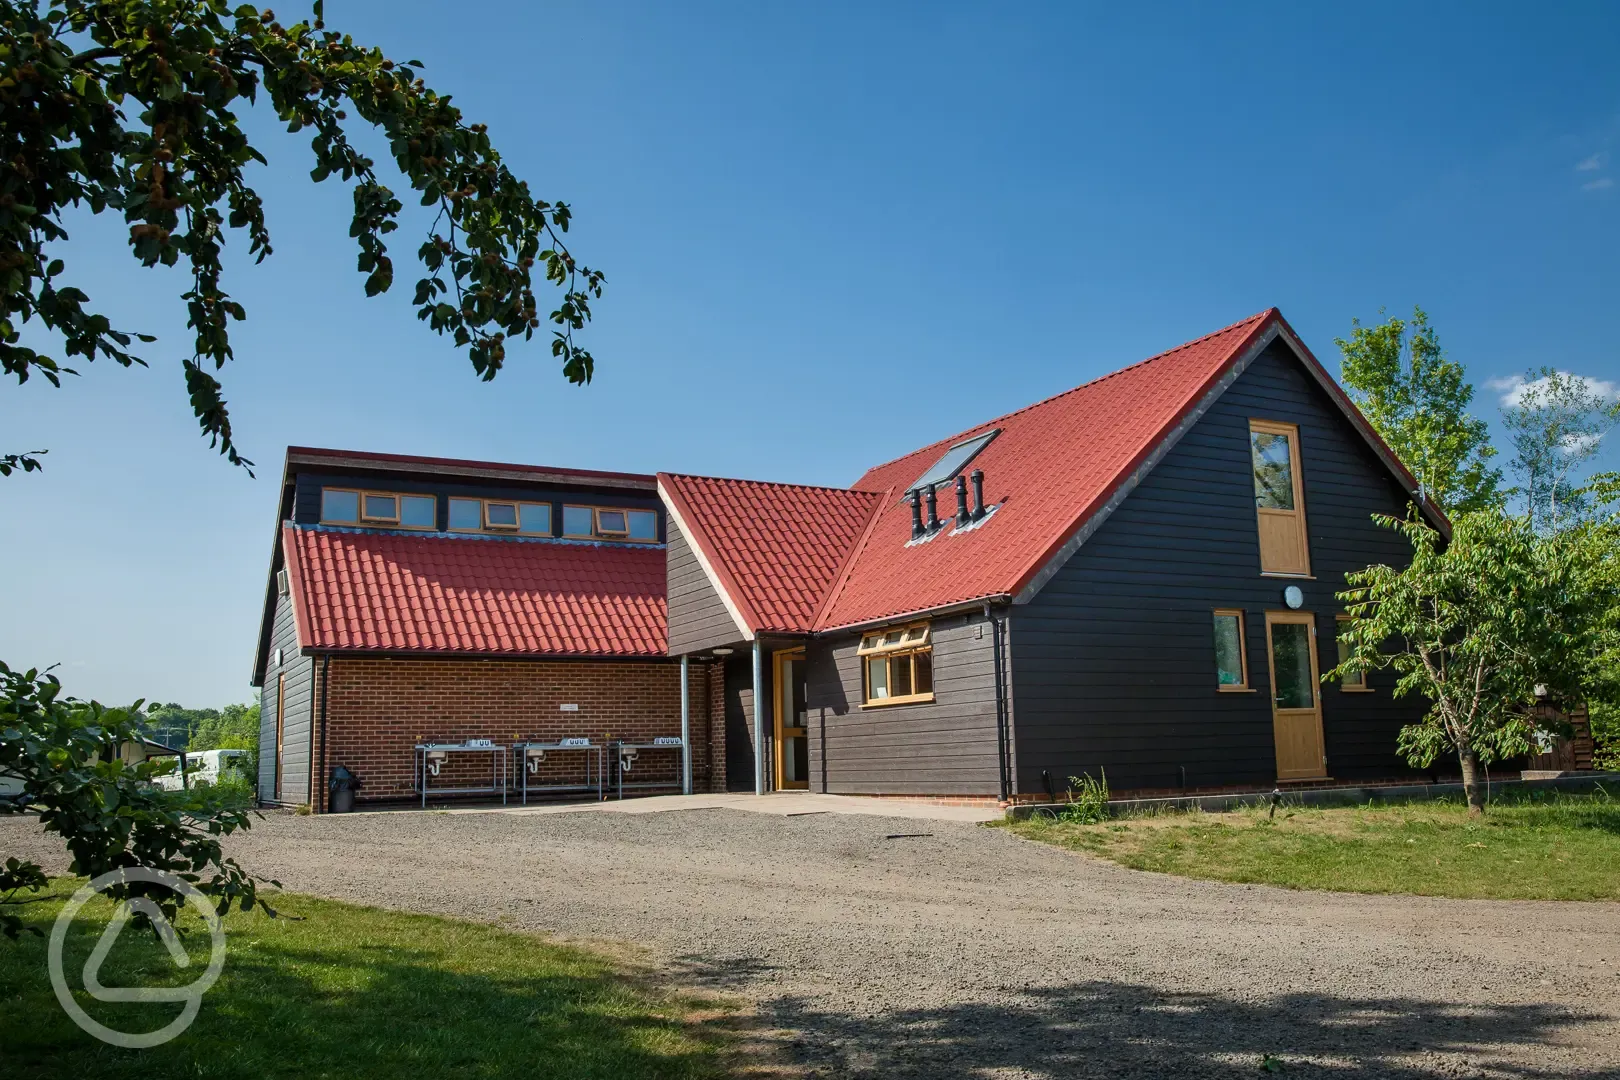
(1458, 746, 1486, 816)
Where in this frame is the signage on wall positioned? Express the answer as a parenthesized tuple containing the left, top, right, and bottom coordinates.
(559, 703, 580, 712)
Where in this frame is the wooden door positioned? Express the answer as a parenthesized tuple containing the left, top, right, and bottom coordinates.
(1250, 420, 1311, 576)
(774, 649, 808, 790)
(1264, 612, 1327, 780)
(274, 674, 286, 800)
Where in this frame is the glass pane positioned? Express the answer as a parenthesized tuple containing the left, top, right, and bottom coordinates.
(1271, 622, 1315, 709)
(322, 489, 359, 523)
(597, 509, 628, 534)
(1213, 614, 1244, 686)
(788, 734, 808, 783)
(361, 494, 397, 521)
(1336, 629, 1362, 687)
(892, 654, 913, 697)
(914, 650, 933, 694)
(867, 655, 888, 699)
(448, 498, 482, 530)
(519, 503, 551, 535)
(1251, 430, 1296, 510)
(787, 658, 808, 724)
(627, 509, 657, 541)
(861, 635, 881, 652)
(486, 502, 518, 528)
(400, 495, 435, 528)
(563, 506, 593, 536)
(884, 630, 903, 646)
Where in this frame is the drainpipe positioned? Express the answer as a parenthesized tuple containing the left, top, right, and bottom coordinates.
(680, 654, 692, 795)
(752, 638, 766, 795)
(988, 602, 1012, 804)
(317, 653, 330, 814)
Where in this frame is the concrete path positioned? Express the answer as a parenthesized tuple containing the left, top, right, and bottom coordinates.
(355, 790, 1003, 823)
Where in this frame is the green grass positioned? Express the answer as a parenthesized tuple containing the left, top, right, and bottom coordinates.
(0, 881, 737, 1079)
(1004, 788, 1620, 900)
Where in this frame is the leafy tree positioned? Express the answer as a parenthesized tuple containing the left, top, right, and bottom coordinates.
(138, 701, 258, 751)
(1329, 508, 1619, 813)
(1499, 368, 1620, 531)
(1336, 308, 1502, 513)
(2, 0, 604, 472)
(0, 664, 273, 939)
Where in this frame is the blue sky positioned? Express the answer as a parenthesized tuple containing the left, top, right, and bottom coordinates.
(2, 1, 1617, 705)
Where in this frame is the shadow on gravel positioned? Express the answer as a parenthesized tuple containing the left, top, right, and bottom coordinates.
(765, 981, 1611, 1079)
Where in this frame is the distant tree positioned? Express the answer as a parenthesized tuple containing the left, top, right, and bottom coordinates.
(190, 702, 259, 752)
(2, 0, 604, 472)
(1328, 508, 1619, 814)
(1499, 368, 1620, 531)
(1336, 308, 1502, 514)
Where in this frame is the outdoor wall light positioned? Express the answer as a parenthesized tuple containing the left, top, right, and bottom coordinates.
(712, 647, 734, 656)
(1282, 585, 1304, 609)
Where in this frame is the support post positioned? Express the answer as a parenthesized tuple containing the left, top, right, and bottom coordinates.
(680, 653, 692, 795)
(752, 638, 766, 795)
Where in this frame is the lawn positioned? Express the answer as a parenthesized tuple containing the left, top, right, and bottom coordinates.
(1005, 788, 1620, 900)
(0, 881, 738, 1079)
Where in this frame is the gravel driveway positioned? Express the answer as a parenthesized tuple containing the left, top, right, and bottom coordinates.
(7, 808, 1618, 1078)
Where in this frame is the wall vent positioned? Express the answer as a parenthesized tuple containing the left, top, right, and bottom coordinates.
(276, 568, 290, 597)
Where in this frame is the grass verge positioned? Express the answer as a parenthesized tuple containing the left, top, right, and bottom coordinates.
(1004, 788, 1620, 900)
(0, 880, 737, 1079)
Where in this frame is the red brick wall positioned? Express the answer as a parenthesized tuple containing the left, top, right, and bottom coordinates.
(315, 656, 723, 809)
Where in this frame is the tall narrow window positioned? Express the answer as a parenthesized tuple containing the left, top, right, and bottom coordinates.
(1249, 419, 1311, 576)
(858, 623, 934, 706)
(1335, 616, 1369, 691)
(1212, 609, 1249, 690)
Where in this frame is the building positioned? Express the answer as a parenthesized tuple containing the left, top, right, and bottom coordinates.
(253, 308, 1465, 811)
(250, 447, 724, 811)
(661, 308, 1451, 802)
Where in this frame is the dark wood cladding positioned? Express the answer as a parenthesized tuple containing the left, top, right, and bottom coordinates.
(257, 590, 316, 805)
(667, 517, 747, 656)
(1009, 340, 1430, 794)
(724, 653, 764, 791)
(807, 610, 1002, 796)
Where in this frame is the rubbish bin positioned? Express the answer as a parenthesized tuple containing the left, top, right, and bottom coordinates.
(328, 765, 361, 813)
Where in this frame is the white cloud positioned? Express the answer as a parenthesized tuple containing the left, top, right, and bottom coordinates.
(1561, 432, 1605, 456)
(1488, 371, 1620, 407)
(1576, 153, 1604, 171)
(1584, 176, 1615, 191)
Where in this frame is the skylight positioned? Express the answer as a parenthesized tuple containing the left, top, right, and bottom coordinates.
(906, 429, 999, 496)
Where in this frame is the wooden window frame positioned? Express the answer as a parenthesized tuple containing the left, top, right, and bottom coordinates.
(321, 487, 437, 531)
(1212, 608, 1252, 692)
(482, 500, 521, 531)
(562, 504, 661, 543)
(1249, 419, 1313, 578)
(1335, 615, 1371, 692)
(517, 501, 553, 536)
(858, 622, 935, 707)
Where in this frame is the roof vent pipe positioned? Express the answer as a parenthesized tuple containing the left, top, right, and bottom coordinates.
(924, 485, 940, 532)
(955, 475, 971, 527)
(970, 469, 986, 520)
(909, 489, 924, 539)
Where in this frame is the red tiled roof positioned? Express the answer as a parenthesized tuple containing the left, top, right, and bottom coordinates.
(814, 310, 1280, 628)
(283, 526, 667, 657)
(666, 308, 1436, 637)
(658, 475, 882, 634)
